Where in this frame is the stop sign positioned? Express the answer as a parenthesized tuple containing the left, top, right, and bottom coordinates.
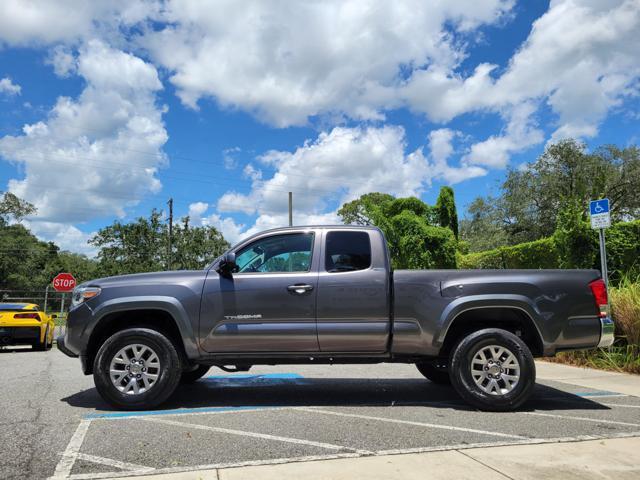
(53, 273, 76, 292)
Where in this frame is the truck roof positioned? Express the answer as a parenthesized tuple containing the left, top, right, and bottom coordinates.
(255, 224, 382, 234)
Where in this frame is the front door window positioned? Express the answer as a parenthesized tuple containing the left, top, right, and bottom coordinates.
(235, 233, 314, 273)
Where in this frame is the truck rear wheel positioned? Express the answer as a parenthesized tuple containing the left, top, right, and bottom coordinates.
(449, 328, 535, 412)
(93, 328, 182, 410)
(416, 361, 450, 384)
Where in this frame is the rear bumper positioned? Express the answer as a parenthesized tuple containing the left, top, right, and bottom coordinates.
(597, 316, 615, 348)
(56, 335, 78, 358)
(0, 326, 41, 345)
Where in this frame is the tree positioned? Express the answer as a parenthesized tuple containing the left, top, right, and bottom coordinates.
(90, 210, 167, 276)
(337, 192, 457, 269)
(0, 192, 36, 226)
(461, 139, 640, 251)
(90, 210, 230, 276)
(459, 197, 508, 252)
(0, 223, 96, 291)
(552, 200, 597, 269)
(337, 192, 395, 225)
(435, 186, 459, 239)
(171, 216, 230, 270)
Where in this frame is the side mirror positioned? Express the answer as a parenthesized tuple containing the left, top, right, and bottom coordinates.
(217, 252, 237, 276)
(51, 313, 58, 319)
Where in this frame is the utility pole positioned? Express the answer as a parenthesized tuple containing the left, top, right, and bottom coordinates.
(288, 191, 293, 227)
(167, 198, 173, 271)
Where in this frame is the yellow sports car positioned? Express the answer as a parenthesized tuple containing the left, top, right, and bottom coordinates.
(0, 303, 55, 351)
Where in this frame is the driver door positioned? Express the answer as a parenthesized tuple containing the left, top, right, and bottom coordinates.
(199, 231, 320, 353)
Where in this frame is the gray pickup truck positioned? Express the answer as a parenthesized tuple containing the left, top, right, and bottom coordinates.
(58, 225, 614, 411)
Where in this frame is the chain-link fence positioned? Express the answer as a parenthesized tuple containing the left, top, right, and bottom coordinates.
(1, 289, 69, 338)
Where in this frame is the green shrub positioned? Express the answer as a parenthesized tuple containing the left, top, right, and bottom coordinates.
(553, 200, 598, 269)
(606, 221, 640, 284)
(460, 219, 640, 279)
(458, 237, 558, 269)
(388, 210, 457, 269)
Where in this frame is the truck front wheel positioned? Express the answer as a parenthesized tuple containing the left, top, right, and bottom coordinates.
(93, 328, 182, 410)
(415, 361, 450, 384)
(449, 328, 535, 412)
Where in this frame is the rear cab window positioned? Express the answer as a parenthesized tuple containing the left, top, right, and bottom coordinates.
(325, 231, 372, 273)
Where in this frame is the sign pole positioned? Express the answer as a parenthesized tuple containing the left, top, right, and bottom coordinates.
(60, 293, 65, 316)
(589, 198, 611, 289)
(288, 192, 293, 227)
(43, 284, 50, 313)
(598, 228, 608, 291)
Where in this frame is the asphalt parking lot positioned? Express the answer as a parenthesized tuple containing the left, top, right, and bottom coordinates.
(2, 348, 640, 480)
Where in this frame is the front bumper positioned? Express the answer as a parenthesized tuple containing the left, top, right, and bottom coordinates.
(597, 316, 615, 348)
(56, 335, 78, 358)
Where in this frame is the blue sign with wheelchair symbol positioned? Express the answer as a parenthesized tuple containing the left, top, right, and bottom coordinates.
(590, 199, 609, 216)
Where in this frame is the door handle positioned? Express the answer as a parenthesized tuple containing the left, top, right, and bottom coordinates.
(287, 284, 314, 295)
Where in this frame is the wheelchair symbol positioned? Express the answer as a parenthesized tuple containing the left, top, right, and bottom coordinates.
(594, 202, 604, 213)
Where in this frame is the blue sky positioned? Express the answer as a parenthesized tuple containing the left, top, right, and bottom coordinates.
(0, 0, 639, 254)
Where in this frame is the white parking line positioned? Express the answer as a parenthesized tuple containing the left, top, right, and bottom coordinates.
(67, 453, 364, 480)
(76, 453, 154, 473)
(521, 411, 640, 427)
(64, 431, 640, 480)
(293, 407, 528, 439)
(140, 416, 373, 454)
(51, 419, 92, 479)
(600, 403, 640, 409)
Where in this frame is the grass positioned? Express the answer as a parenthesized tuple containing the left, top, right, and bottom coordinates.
(549, 345, 640, 374)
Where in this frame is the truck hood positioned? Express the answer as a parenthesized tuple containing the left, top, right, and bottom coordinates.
(82, 270, 210, 288)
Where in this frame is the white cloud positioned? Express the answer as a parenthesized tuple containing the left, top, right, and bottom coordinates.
(187, 202, 245, 245)
(187, 201, 209, 220)
(46, 45, 77, 77)
(222, 147, 240, 170)
(24, 221, 97, 257)
(217, 126, 430, 217)
(204, 125, 490, 241)
(2, 0, 640, 254)
(463, 103, 544, 168)
(0, 40, 167, 230)
(0, 0, 161, 46)
(0, 77, 21, 96)
(140, 0, 513, 126)
(490, 0, 640, 140)
(427, 129, 487, 183)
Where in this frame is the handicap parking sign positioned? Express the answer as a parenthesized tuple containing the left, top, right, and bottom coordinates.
(590, 199, 609, 216)
(589, 198, 610, 229)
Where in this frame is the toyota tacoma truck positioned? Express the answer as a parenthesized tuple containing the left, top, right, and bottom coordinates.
(57, 225, 614, 411)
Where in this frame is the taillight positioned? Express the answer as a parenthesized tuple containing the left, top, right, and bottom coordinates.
(589, 279, 608, 318)
(14, 312, 40, 320)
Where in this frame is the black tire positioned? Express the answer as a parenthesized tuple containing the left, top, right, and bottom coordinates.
(416, 361, 451, 385)
(449, 328, 535, 412)
(93, 328, 182, 410)
(32, 327, 50, 351)
(180, 364, 211, 384)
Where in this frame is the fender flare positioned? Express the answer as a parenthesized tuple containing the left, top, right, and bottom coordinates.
(89, 296, 199, 359)
(434, 294, 547, 353)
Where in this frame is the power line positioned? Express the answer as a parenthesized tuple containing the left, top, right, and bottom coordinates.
(2, 120, 397, 188)
(4, 150, 357, 199)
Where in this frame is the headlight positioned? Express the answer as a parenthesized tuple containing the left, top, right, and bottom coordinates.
(71, 287, 101, 307)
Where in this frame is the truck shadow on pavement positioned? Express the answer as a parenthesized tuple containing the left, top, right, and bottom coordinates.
(61, 376, 610, 413)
